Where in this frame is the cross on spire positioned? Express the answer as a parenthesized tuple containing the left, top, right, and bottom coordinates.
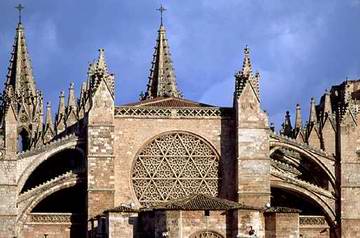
(157, 4, 167, 26)
(15, 4, 24, 23)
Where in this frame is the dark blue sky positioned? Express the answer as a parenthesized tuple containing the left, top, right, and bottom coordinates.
(0, 0, 359, 128)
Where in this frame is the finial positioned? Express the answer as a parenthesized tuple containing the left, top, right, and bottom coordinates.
(157, 4, 167, 26)
(244, 45, 250, 55)
(15, 4, 25, 24)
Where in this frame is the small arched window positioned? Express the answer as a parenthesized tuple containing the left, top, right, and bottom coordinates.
(17, 128, 30, 152)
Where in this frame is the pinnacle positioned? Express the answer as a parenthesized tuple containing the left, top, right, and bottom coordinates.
(96, 48, 108, 72)
(142, 23, 182, 100)
(241, 46, 252, 76)
(5, 21, 37, 100)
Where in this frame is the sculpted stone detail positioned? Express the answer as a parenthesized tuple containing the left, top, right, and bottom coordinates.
(299, 216, 327, 225)
(132, 132, 219, 205)
(115, 106, 232, 118)
(30, 213, 82, 223)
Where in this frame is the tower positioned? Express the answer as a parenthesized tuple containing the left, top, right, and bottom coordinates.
(86, 49, 116, 235)
(0, 5, 43, 236)
(233, 47, 270, 208)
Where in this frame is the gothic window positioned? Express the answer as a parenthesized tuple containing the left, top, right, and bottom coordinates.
(132, 132, 220, 206)
(189, 231, 224, 238)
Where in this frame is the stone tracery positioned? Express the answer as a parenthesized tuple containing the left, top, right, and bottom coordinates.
(132, 132, 219, 205)
(189, 231, 224, 238)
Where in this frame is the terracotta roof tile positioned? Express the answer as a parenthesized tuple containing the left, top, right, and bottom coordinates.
(123, 97, 214, 108)
(105, 205, 139, 213)
(150, 194, 259, 211)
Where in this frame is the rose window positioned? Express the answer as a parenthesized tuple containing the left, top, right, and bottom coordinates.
(132, 132, 220, 205)
(190, 231, 224, 238)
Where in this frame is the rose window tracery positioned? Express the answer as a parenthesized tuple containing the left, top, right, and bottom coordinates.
(132, 132, 220, 205)
(190, 231, 224, 238)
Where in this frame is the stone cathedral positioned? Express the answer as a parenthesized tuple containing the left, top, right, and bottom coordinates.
(0, 7, 360, 238)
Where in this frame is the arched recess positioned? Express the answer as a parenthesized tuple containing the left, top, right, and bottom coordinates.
(17, 140, 84, 193)
(270, 141, 335, 186)
(271, 180, 335, 227)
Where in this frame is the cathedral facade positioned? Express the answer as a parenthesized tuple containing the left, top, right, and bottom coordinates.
(0, 10, 359, 238)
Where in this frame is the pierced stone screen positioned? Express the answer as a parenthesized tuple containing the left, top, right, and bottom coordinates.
(132, 132, 219, 205)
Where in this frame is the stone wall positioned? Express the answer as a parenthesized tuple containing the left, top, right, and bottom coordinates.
(265, 212, 299, 238)
(299, 215, 330, 238)
(22, 223, 83, 238)
(340, 113, 360, 237)
(107, 212, 138, 238)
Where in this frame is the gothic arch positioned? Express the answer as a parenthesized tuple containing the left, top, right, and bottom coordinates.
(17, 140, 84, 193)
(270, 141, 335, 185)
(271, 179, 336, 226)
(16, 173, 84, 228)
(189, 230, 224, 238)
(130, 130, 221, 206)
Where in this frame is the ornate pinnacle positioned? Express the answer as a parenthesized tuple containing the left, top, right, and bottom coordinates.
(96, 48, 108, 73)
(324, 89, 332, 114)
(57, 91, 65, 117)
(241, 46, 252, 76)
(295, 104, 302, 129)
(45, 102, 53, 127)
(142, 21, 182, 100)
(309, 97, 317, 123)
(67, 82, 77, 109)
(5, 15, 37, 102)
(281, 111, 293, 137)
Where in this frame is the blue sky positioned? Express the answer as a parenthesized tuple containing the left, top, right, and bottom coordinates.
(0, 0, 359, 128)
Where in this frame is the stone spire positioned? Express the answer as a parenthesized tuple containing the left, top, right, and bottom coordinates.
(295, 104, 302, 129)
(89, 49, 115, 98)
(234, 47, 260, 100)
(65, 82, 77, 126)
(323, 89, 332, 114)
(43, 102, 54, 143)
(309, 97, 317, 123)
(281, 111, 293, 137)
(67, 82, 77, 110)
(141, 23, 182, 100)
(5, 22, 36, 101)
(241, 46, 252, 77)
(45, 102, 53, 128)
(55, 91, 66, 134)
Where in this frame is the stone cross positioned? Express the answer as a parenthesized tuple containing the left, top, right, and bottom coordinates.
(15, 4, 24, 23)
(157, 4, 167, 25)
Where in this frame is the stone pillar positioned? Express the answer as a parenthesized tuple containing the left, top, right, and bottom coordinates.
(0, 107, 18, 237)
(234, 81, 270, 208)
(339, 111, 360, 237)
(265, 208, 300, 238)
(87, 80, 115, 235)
